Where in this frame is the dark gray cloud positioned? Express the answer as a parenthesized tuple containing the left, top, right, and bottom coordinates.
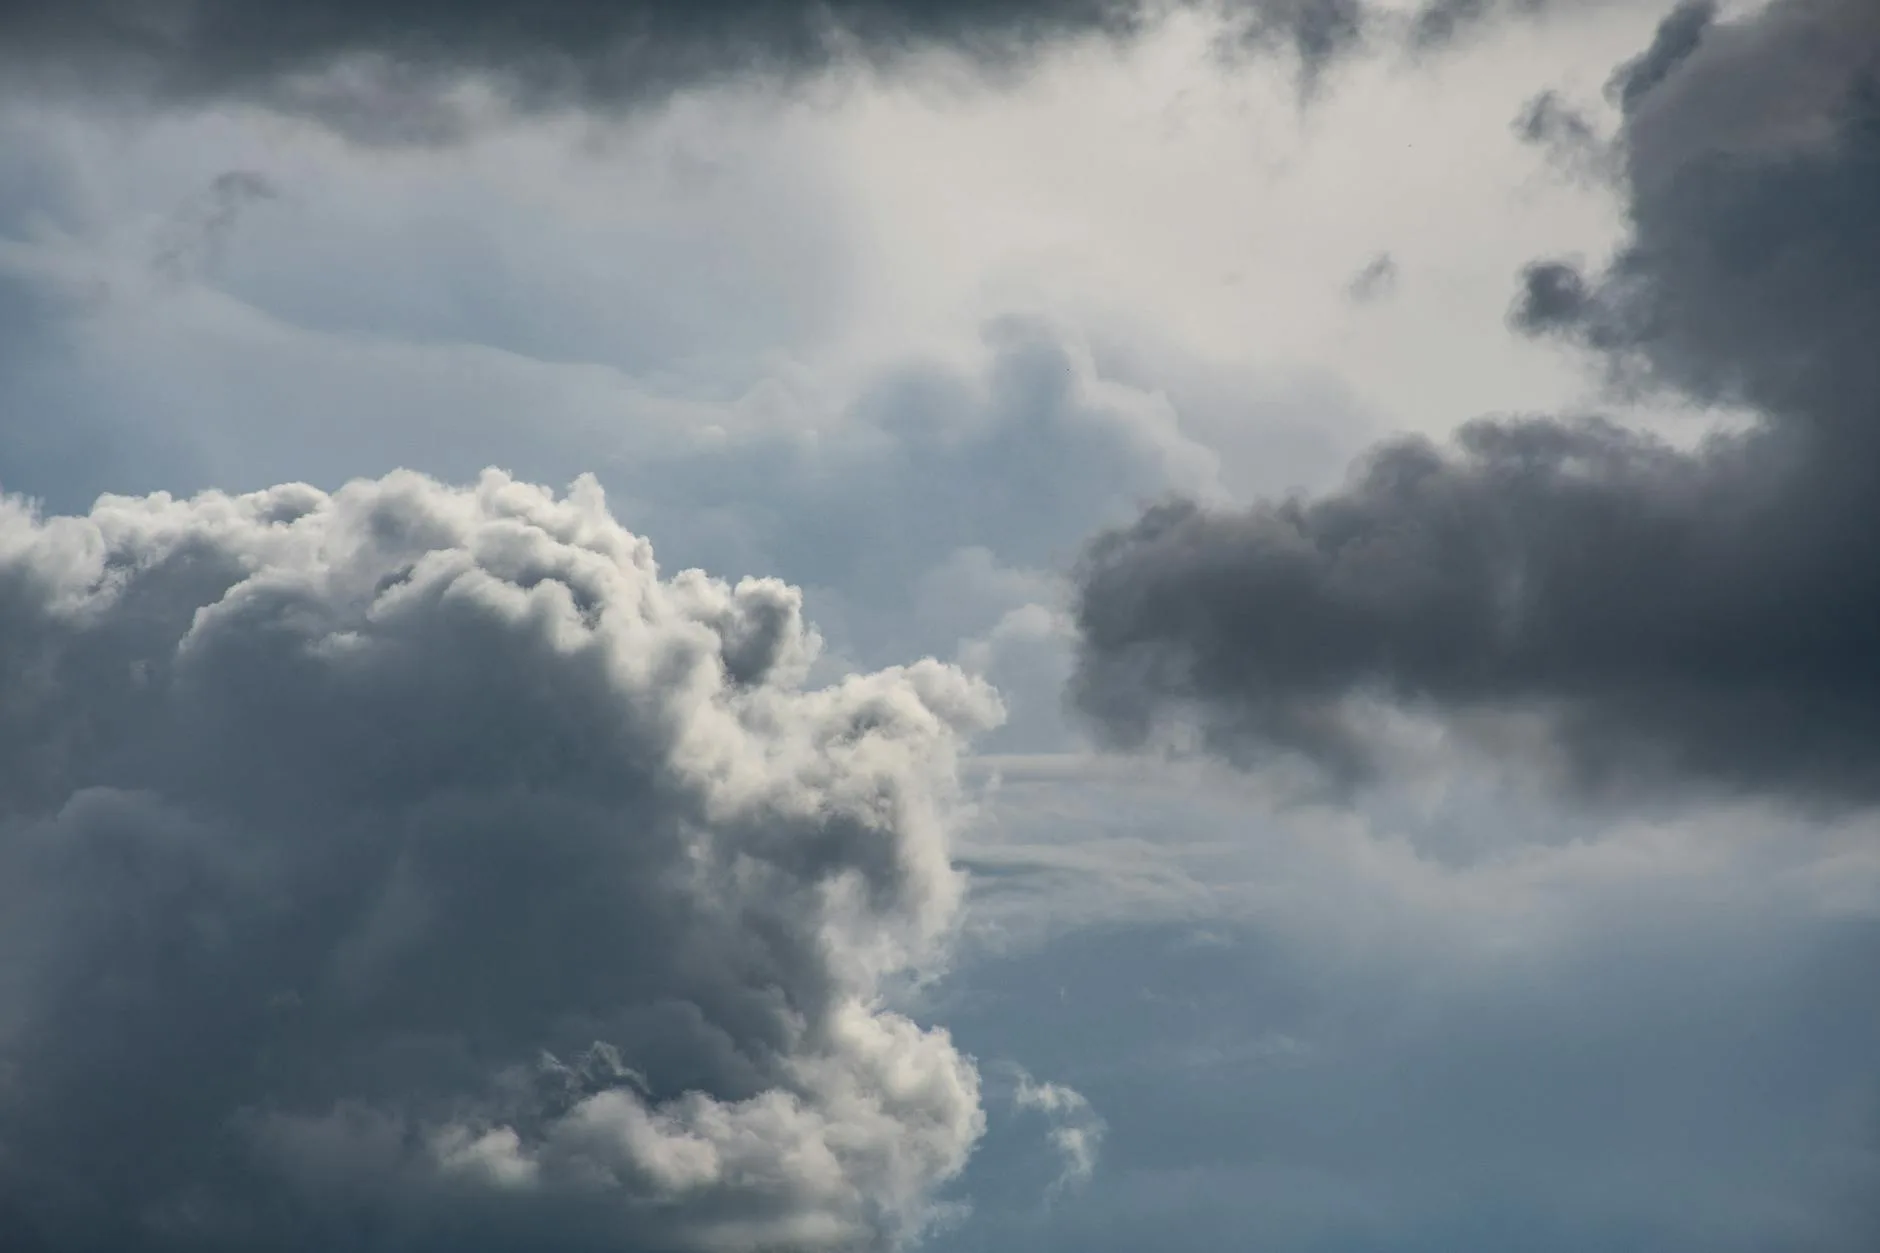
(152, 169, 278, 283)
(0, 0, 1582, 139)
(0, 469, 1001, 1251)
(1224, 0, 1371, 92)
(1071, 0, 1880, 801)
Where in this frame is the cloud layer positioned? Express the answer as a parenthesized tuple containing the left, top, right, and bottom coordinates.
(1071, 0, 1880, 801)
(0, 0, 1564, 139)
(0, 0, 1146, 138)
(923, 738, 1880, 1253)
(0, 469, 1001, 1252)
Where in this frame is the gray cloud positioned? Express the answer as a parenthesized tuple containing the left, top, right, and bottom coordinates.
(1344, 252, 1398, 304)
(1512, 89, 1614, 184)
(1009, 1071, 1105, 1196)
(0, 469, 1002, 1252)
(1604, 0, 1713, 114)
(0, 149, 1239, 745)
(0, 0, 1144, 138)
(1070, 0, 1880, 801)
(152, 169, 278, 283)
(0, 0, 1583, 139)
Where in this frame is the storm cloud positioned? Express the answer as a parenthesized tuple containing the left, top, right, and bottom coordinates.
(1070, 0, 1880, 801)
(0, 0, 1168, 140)
(0, 0, 1560, 139)
(0, 469, 1000, 1252)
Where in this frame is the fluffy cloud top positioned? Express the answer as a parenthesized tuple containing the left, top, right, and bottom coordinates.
(0, 468, 1001, 1252)
(1070, 0, 1880, 801)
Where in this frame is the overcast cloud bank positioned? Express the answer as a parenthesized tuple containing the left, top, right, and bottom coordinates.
(1073, 0, 1880, 802)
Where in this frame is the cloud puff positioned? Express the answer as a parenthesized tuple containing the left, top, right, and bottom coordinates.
(0, 0, 1571, 140)
(1010, 1072, 1106, 1196)
(1070, 0, 1880, 802)
(151, 168, 278, 283)
(0, 0, 1152, 140)
(1344, 252, 1397, 304)
(0, 468, 1003, 1252)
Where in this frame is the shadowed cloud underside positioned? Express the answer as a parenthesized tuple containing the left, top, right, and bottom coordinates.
(1072, 0, 1880, 801)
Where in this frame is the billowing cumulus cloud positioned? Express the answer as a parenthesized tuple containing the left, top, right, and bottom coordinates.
(1070, 0, 1880, 801)
(0, 468, 1002, 1252)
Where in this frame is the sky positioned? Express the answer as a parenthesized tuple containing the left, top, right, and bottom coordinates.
(0, 2, 1876, 1251)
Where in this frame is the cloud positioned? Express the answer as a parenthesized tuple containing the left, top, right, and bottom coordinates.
(0, 218, 1226, 742)
(598, 318, 1224, 753)
(0, 15, 1585, 527)
(617, 319, 1223, 635)
(0, 468, 1003, 1252)
(1512, 89, 1614, 184)
(1344, 251, 1398, 303)
(1069, 0, 1880, 802)
(1010, 1072, 1106, 1195)
(1603, 0, 1713, 114)
(0, 0, 1594, 141)
(1223, 0, 1371, 94)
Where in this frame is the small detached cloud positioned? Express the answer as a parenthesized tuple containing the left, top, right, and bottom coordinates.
(1011, 1070, 1107, 1197)
(1344, 251, 1398, 304)
(0, 0, 1147, 141)
(2, 0, 1593, 141)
